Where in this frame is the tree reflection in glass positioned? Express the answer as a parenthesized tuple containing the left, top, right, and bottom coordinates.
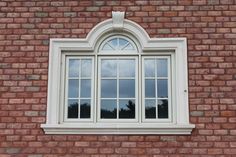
(68, 100, 78, 118)
(119, 100, 135, 119)
(158, 100, 168, 118)
(101, 100, 117, 119)
(80, 99, 90, 118)
(145, 99, 156, 118)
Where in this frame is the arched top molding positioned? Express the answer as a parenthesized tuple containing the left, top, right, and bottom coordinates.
(50, 11, 187, 52)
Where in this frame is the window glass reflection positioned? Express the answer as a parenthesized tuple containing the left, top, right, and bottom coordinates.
(101, 100, 117, 119)
(81, 59, 92, 77)
(145, 99, 156, 119)
(119, 60, 135, 77)
(157, 59, 168, 77)
(119, 79, 135, 98)
(68, 99, 78, 118)
(119, 38, 129, 49)
(80, 99, 91, 119)
(119, 100, 135, 119)
(144, 59, 155, 77)
(101, 60, 117, 77)
(145, 79, 155, 98)
(158, 100, 168, 118)
(101, 79, 117, 98)
(69, 59, 80, 77)
(157, 79, 168, 98)
(68, 79, 79, 98)
(80, 79, 91, 98)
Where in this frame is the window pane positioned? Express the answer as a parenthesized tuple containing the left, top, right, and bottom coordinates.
(119, 59, 135, 77)
(157, 59, 168, 77)
(80, 99, 91, 119)
(101, 60, 117, 77)
(101, 100, 117, 119)
(145, 79, 155, 98)
(68, 79, 79, 98)
(81, 59, 92, 77)
(109, 38, 118, 49)
(119, 38, 129, 49)
(69, 59, 80, 77)
(101, 79, 117, 98)
(68, 99, 78, 118)
(144, 59, 155, 77)
(157, 79, 168, 98)
(80, 79, 91, 98)
(158, 99, 168, 119)
(103, 43, 114, 50)
(119, 99, 135, 119)
(145, 99, 156, 119)
(119, 79, 135, 98)
(123, 44, 134, 50)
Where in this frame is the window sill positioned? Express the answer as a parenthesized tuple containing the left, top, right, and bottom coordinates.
(41, 123, 195, 134)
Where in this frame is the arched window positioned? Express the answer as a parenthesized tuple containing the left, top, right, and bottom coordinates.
(42, 12, 195, 134)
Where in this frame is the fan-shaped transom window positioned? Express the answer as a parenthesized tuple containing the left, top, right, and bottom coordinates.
(99, 36, 137, 53)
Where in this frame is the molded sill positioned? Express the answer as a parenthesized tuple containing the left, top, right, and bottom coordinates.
(41, 123, 195, 134)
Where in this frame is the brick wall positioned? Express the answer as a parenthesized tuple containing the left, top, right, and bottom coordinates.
(0, 0, 236, 156)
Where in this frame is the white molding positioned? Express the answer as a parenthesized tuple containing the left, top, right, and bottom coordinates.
(42, 11, 195, 134)
(41, 123, 195, 134)
(112, 11, 125, 30)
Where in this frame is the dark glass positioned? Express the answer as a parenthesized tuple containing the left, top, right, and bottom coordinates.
(68, 79, 79, 98)
(157, 79, 168, 98)
(119, 100, 135, 119)
(101, 100, 117, 119)
(101, 79, 117, 98)
(119, 79, 135, 98)
(145, 99, 156, 118)
(80, 99, 91, 118)
(145, 79, 155, 98)
(158, 100, 168, 118)
(157, 59, 168, 77)
(68, 99, 78, 118)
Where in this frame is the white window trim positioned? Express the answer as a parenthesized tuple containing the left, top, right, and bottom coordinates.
(41, 11, 195, 134)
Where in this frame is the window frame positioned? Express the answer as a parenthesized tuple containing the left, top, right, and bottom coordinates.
(41, 12, 195, 134)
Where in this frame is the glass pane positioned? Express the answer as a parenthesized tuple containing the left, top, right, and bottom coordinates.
(145, 99, 156, 119)
(68, 99, 78, 118)
(101, 79, 117, 98)
(119, 79, 135, 98)
(158, 99, 168, 118)
(145, 79, 155, 98)
(109, 38, 118, 49)
(119, 38, 129, 49)
(144, 59, 155, 77)
(81, 59, 92, 77)
(102, 43, 114, 50)
(119, 99, 135, 119)
(119, 59, 135, 77)
(101, 100, 117, 119)
(80, 79, 91, 98)
(157, 59, 168, 77)
(123, 44, 134, 50)
(80, 99, 91, 118)
(157, 79, 168, 98)
(101, 60, 117, 77)
(68, 79, 79, 98)
(69, 59, 80, 77)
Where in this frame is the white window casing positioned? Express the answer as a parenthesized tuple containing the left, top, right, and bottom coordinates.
(41, 11, 195, 134)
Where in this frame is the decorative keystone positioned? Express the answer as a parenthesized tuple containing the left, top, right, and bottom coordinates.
(112, 11, 125, 30)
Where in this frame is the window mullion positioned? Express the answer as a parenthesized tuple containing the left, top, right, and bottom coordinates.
(117, 59, 119, 119)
